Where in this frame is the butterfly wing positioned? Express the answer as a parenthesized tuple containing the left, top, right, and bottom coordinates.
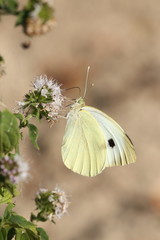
(62, 110, 106, 176)
(83, 106, 136, 167)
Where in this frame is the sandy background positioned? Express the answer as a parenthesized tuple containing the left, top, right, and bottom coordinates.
(1, 0, 160, 239)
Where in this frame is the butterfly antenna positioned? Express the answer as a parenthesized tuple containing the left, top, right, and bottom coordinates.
(66, 86, 81, 97)
(83, 66, 90, 99)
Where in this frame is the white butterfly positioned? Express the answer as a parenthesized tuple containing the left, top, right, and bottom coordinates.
(61, 96, 136, 177)
(62, 67, 136, 176)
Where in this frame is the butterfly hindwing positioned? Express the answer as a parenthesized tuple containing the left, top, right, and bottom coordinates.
(62, 110, 106, 176)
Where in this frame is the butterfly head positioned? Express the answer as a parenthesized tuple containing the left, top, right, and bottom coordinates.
(71, 97, 85, 110)
(75, 97, 85, 105)
(66, 97, 85, 118)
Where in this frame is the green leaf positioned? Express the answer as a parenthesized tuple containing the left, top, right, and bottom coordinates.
(0, 187, 13, 205)
(30, 213, 37, 222)
(7, 227, 15, 240)
(14, 113, 24, 122)
(15, 0, 41, 26)
(15, 228, 23, 240)
(28, 124, 39, 150)
(0, 183, 18, 205)
(0, 227, 13, 240)
(0, 0, 18, 14)
(0, 231, 5, 240)
(39, 3, 54, 23)
(25, 0, 41, 11)
(20, 233, 30, 240)
(0, 109, 20, 156)
(14, 113, 28, 129)
(15, 229, 31, 240)
(37, 227, 49, 240)
(3, 203, 15, 219)
(15, 9, 29, 26)
(25, 229, 39, 240)
(7, 214, 37, 234)
(1, 204, 40, 240)
(0, 55, 4, 63)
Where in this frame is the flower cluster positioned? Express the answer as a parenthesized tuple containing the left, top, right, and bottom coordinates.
(0, 154, 29, 184)
(31, 187, 69, 223)
(17, 75, 65, 122)
(24, 2, 56, 36)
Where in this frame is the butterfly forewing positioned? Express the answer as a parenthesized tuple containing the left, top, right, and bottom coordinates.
(83, 106, 136, 167)
(62, 110, 106, 176)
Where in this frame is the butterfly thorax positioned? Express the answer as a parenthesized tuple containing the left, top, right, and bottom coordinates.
(67, 97, 85, 119)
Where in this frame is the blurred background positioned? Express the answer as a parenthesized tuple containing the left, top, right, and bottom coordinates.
(1, 0, 160, 239)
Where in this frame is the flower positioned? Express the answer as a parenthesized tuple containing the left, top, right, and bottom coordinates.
(24, 18, 56, 36)
(33, 186, 69, 223)
(37, 188, 48, 194)
(33, 75, 46, 90)
(0, 154, 29, 184)
(24, 2, 56, 37)
(14, 154, 29, 183)
(41, 88, 49, 97)
(52, 187, 69, 219)
(17, 75, 66, 122)
(17, 101, 26, 107)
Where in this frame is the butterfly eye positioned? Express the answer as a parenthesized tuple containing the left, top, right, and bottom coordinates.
(108, 139, 115, 148)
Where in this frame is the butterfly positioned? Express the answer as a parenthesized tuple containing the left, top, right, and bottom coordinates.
(61, 69, 136, 177)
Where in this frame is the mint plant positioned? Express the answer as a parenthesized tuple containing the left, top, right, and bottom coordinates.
(0, 2, 70, 239)
(0, 76, 70, 239)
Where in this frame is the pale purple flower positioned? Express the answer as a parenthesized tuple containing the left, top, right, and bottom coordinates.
(35, 186, 69, 221)
(0, 154, 29, 184)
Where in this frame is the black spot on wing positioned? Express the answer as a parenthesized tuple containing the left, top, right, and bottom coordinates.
(108, 139, 115, 148)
